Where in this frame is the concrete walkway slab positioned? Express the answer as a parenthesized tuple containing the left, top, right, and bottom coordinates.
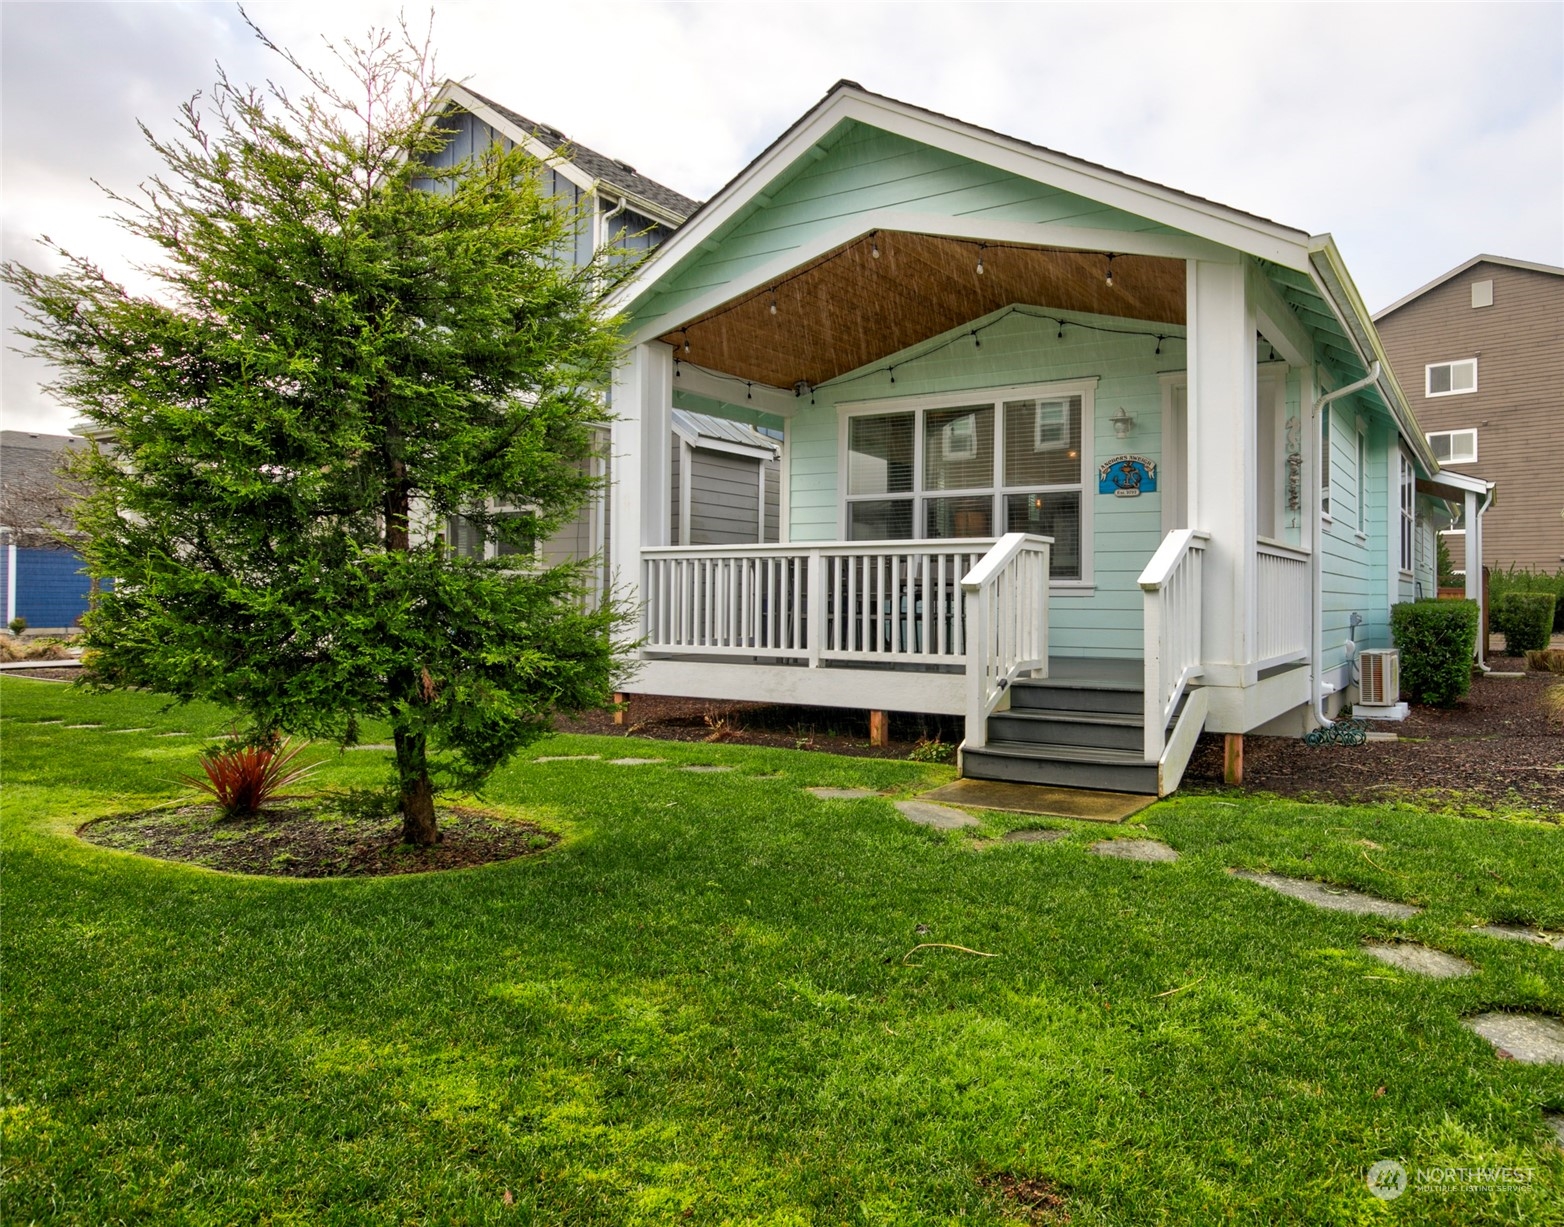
(807, 787, 880, 800)
(1465, 1013, 1564, 1065)
(1229, 871, 1421, 919)
(1091, 838, 1179, 863)
(1473, 924, 1564, 950)
(920, 777, 1150, 822)
(895, 800, 979, 830)
(1363, 942, 1473, 979)
(609, 757, 664, 766)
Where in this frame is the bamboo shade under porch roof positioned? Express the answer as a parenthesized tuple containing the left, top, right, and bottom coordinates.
(658, 231, 1187, 391)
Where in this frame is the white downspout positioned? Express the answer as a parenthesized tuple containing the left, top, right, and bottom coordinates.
(1310, 361, 1380, 727)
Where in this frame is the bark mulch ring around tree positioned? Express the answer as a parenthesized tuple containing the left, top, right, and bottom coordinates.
(1184, 657, 1563, 818)
(78, 801, 557, 878)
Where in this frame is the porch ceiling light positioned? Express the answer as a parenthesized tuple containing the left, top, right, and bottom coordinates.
(1110, 407, 1135, 439)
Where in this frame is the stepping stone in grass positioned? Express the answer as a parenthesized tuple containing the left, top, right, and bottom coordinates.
(65, 723, 103, 729)
(1472, 924, 1564, 951)
(1548, 1115, 1564, 1148)
(610, 757, 664, 766)
(157, 732, 190, 737)
(111, 728, 151, 734)
(895, 800, 978, 830)
(1228, 870, 1420, 919)
(1004, 828, 1069, 843)
(808, 787, 879, 800)
(535, 755, 601, 763)
(1091, 838, 1178, 862)
(1362, 941, 1473, 979)
(1464, 1013, 1564, 1065)
(680, 765, 734, 773)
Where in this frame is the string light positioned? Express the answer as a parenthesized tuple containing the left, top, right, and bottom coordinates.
(1154, 335, 1163, 356)
(1058, 319, 1066, 340)
(971, 330, 981, 349)
(769, 292, 778, 316)
(682, 331, 691, 354)
(871, 232, 880, 259)
(674, 358, 681, 378)
(746, 382, 753, 400)
(1105, 253, 1116, 288)
(889, 367, 896, 384)
(976, 244, 986, 275)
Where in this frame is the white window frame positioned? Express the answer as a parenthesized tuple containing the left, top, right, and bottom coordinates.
(1426, 428, 1478, 465)
(837, 378, 1097, 588)
(1425, 358, 1477, 398)
(1398, 453, 1415, 574)
(1319, 405, 1332, 521)
(1354, 418, 1369, 540)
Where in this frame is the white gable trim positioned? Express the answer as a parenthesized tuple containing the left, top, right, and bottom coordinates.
(438, 83, 596, 193)
(610, 84, 1313, 319)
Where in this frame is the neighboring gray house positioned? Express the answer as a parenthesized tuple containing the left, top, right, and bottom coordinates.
(0, 430, 94, 631)
(423, 83, 706, 592)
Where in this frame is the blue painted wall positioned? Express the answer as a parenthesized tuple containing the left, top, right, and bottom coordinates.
(4, 548, 101, 629)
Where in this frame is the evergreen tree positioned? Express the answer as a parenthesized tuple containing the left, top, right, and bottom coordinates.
(3, 21, 632, 844)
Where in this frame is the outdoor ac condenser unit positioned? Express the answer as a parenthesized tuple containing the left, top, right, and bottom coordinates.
(1357, 649, 1400, 708)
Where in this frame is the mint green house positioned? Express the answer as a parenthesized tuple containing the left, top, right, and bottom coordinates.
(606, 82, 1489, 795)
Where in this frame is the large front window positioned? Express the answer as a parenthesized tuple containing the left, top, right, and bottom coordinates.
(844, 384, 1089, 579)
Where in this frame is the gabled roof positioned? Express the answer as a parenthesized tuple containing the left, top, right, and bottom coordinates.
(437, 82, 700, 223)
(1373, 254, 1564, 321)
(671, 409, 780, 459)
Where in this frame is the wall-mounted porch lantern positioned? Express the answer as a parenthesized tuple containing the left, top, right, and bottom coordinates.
(1109, 407, 1136, 440)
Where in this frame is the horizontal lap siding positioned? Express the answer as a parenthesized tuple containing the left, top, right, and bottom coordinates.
(634, 122, 1176, 332)
(687, 450, 763, 544)
(789, 309, 1185, 658)
(1319, 400, 1387, 673)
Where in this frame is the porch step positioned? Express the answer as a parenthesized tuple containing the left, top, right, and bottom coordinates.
(961, 741, 1160, 795)
(1007, 677, 1143, 716)
(986, 707, 1144, 752)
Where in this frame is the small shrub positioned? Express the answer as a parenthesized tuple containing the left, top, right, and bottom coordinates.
(908, 737, 955, 764)
(1495, 592, 1555, 654)
(1391, 599, 1479, 707)
(1489, 564, 1564, 633)
(1525, 648, 1564, 674)
(8, 616, 26, 636)
(180, 736, 319, 817)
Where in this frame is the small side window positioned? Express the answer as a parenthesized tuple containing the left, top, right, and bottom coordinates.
(1427, 429, 1478, 465)
(1426, 359, 1477, 397)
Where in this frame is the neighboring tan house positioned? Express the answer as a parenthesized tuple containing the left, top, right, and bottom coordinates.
(602, 80, 1492, 796)
(1374, 255, 1563, 575)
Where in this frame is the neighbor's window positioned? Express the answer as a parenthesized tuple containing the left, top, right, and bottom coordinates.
(1426, 359, 1477, 397)
(843, 385, 1089, 579)
(1427, 428, 1477, 464)
(1399, 453, 1415, 572)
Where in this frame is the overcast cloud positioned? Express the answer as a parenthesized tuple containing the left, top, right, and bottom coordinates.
(3, 0, 1560, 433)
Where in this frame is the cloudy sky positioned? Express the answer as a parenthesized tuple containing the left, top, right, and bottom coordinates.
(3, 1, 1560, 433)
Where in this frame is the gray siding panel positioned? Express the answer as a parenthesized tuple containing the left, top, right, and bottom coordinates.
(687, 450, 762, 544)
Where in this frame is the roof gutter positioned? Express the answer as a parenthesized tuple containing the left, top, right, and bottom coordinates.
(1306, 236, 1439, 476)
(1310, 362, 1382, 730)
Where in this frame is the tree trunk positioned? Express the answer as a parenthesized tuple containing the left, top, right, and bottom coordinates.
(395, 726, 439, 846)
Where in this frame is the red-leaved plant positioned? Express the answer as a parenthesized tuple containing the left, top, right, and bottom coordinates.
(179, 736, 319, 817)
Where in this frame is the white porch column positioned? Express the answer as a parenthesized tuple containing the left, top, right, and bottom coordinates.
(609, 342, 675, 619)
(1186, 258, 1257, 681)
(1463, 487, 1485, 665)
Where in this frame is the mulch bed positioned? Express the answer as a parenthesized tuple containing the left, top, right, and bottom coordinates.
(78, 801, 556, 878)
(572, 661, 1562, 816)
(1183, 657, 1563, 816)
(557, 694, 961, 761)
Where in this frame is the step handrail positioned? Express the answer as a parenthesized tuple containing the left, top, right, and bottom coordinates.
(1139, 528, 1210, 762)
(959, 532, 1052, 750)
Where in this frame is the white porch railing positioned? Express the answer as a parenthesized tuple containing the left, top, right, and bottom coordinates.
(1139, 529, 1210, 762)
(959, 533, 1053, 749)
(1255, 541, 1311, 669)
(641, 540, 996, 666)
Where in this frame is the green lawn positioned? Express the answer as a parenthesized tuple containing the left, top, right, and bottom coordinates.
(3, 677, 1561, 1225)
